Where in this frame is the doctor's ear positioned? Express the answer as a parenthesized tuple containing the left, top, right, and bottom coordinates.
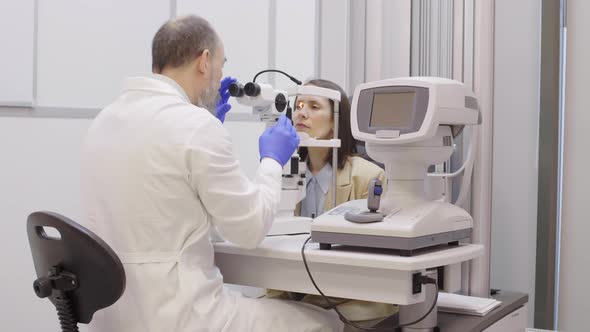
(196, 49, 211, 74)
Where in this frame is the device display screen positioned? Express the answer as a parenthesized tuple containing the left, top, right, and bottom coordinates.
(369, 92, 416, 127)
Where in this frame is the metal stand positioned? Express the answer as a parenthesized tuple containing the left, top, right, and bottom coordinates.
(33, 266, 80, 332)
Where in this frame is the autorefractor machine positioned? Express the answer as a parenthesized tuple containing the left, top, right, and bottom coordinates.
(311, 77, 481, 256)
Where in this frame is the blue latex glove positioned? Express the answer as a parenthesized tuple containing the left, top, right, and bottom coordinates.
(259, 115, 300, 167)
(216, 76, 237, 123)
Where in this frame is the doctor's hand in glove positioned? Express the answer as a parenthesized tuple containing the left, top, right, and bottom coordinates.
(259, 115, 300, 167)
(215, 76, 237, 123)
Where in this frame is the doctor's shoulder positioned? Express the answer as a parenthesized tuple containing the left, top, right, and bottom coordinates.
(180, 106, 233, 147)
(164, 102, 222, 130)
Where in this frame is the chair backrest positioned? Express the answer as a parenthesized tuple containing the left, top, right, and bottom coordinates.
(27, 211, 125, 324)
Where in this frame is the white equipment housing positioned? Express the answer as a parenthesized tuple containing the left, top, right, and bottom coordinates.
(311, 77, 480, 255)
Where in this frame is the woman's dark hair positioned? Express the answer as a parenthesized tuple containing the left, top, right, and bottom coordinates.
(297, 79, 357, 170)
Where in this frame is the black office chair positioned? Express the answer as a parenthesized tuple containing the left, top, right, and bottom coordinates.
(26, 211, 126, 332)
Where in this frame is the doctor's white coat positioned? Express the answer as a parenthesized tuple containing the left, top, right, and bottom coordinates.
(80, 75, 342, 332)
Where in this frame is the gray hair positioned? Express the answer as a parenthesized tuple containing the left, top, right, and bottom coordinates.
(151, 15, 220, 73)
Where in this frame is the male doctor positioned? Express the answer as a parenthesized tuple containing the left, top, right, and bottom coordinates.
(81, 15, 343, 332)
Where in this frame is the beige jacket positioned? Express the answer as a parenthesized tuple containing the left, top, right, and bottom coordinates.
(270, 156, 397, 322)
(296, 155, 386, 215)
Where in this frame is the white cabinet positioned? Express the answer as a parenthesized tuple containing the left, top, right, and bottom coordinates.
(483, 304, 528, 332)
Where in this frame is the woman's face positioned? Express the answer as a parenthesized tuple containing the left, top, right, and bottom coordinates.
(292, 91, 334, 140)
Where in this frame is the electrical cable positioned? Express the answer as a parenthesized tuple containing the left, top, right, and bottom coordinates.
(253, 69, 302, 85)
(301, 236, 439, 330)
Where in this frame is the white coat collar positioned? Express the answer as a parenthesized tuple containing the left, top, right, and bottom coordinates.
(123, 74, 191, 103)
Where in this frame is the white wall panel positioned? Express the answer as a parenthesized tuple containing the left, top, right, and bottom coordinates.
(0, 117, 93, 331)
(319, 0, 348, 90)
(36, 0, 170, 108)
(0, 0, 35, 105)
(558, 0, 590, 330)
(490, 0, 541, 325)
(275, 0, 316, 87)
(177, 0, 270, 113)
(352, 0, 410, 91)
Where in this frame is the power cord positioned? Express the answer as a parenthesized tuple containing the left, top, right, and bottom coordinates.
(301, 236, 439, 331)
(253, 69, 302, 85)
(266, 232, 310, 237)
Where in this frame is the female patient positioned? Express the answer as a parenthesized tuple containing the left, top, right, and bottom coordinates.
(268, 79, 397, 324)
(294, 79, 384, 218)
